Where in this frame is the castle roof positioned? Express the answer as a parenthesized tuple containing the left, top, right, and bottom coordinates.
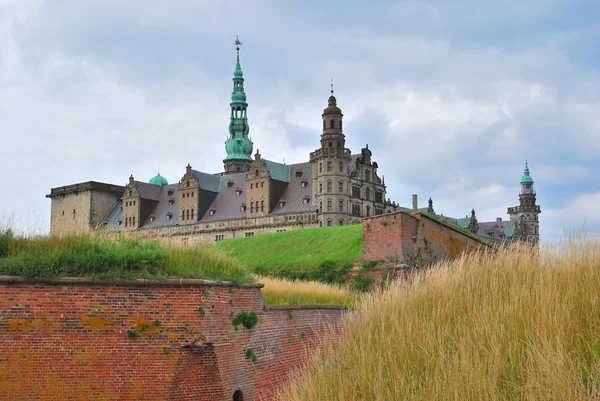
(149, 174, 168, 186)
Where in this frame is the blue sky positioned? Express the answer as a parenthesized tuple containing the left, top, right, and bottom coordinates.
(1, 0, 598, 240)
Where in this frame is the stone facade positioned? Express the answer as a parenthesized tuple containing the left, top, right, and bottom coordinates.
(46, 182, 125, 236)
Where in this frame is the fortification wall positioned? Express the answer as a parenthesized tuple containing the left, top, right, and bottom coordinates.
(362, 212, 490, 266)
(0, 277, 345, 401)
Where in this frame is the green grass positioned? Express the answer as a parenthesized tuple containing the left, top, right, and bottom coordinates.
(205, 225, 363, 274)
(0, 230, 251, 283)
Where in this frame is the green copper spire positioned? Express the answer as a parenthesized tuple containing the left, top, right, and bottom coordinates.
(224, 36, 253, 162)
(520, 161, 534, 185)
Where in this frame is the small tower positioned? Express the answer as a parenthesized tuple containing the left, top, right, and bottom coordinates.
(224, 36, 254, 173)
(309, 83, 351, 227)
(508, 162, 541, 244)
(467, 209, 479, 234)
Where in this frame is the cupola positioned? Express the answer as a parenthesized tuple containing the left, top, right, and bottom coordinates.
(149, 173, 168, 186)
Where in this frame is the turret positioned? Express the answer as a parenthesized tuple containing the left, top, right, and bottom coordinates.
(224, 36, 254, 173)
(309, 84, 351, 226)
(508, 162, 541, 244)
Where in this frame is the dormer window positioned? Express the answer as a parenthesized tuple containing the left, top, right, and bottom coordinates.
(279, 201, 286, 208)
(295, 171, 303, 177)
(168, 200, 175, 206)
(228, 181, 234, 187)
(303, 197, 310, 204)
(166, 213, 173, 220)
(301, 181, 307, 188)
(167, 189, 174, 196)
(149, 216, 155, 222)
(236, 189, 242, 196)
(240, 204, 246, 212)
(209, 210, 216, 216)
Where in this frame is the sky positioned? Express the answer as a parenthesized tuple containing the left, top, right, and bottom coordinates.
(1, 0, 598, 240)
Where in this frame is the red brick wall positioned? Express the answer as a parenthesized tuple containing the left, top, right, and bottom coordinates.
(362, 212, 490, 266)
(0, 277, 345, 401)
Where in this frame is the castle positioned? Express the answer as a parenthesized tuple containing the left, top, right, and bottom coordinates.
(46, 41, 541, 245)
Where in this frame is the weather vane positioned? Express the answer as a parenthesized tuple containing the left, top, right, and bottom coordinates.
(235, 35, 242, 54)
(330, 78, 334, 95)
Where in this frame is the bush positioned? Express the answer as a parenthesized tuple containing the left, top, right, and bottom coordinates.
(311, 260, 351, 285)
(0, 229, 13, 258)
(232, 311, 259, 329)
(362, 260, 377, 269)
(349, 273, 375, 293)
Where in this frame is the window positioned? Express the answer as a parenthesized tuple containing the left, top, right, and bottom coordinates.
(279, 201, 285, 208)
(301, 181, 307, 188)
(150, 216, 155, 222)
(245, 232, 254, 237)
(167, 213, 172, 220)
(215, 234, 224, 242)
(191, 192, 194, 197)
(337, 141, 340, 148)
(168, 200, 174, 206)
(182, 193, 185, 199)
(260, 200, 264, 212)
(338, 181, 344, 193)
(191, 209, 194, 220)
(250, 183, 253, 189)
(338, 161, 343, 173)
(132, 216, 135, 226)
(330, 120, 335, 129)
(323, 120, 326, 130)
(329, 142, 333, 148)
(327, 219, 333, 226)
(319, 201, 322, 211)
(261, 182, 264, 188)
(167, 189, 174, 196)
(133, 201, 136, 206)
(62, 210, 64, 216)
(209, 210, 215, 216)
(327, 199, 333, 212)
(366, 205, 371, 217)
(186, 180, 190, 187)
(327, 181, 332, 193)
(233, 390, 244, 401)
(365, 170, 370, 181)
(339, 219, 344, 226)
(181, 210, 186, 221)
(250, 201, 254, 213)
(375, 191, 383, 203)
(366, 187, 371, 201)
(319, 163, 322, 173)
(186, 210, 190, 220)
(319, 182, 323, 193)
(295, 171, 303, 177)
(240, 205, 246, 212)
(340, 120, 342, 130)
(352, 204, 361, 216)
(303, 197, 310, 204)
(352, 186, 360, 198)
(236, 189, 242, 196)
(339, 200, 344, 212)
(255, 170, 259, 177)
(375, 208, 384, 216)
(327, 161, 332, 172)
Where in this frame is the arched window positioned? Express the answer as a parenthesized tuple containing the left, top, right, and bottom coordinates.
(233, 390, 244, 401)
(329, 142, 333, 148)
(255, 170, 259, 177)
(339, 219, 344, 226)
(327, 181, 332, 193)
(366, 187, 371, 201)
(330, 119, 335, 129)
(236, 167, 241, 172)
(319, 182, 323, 193)
(338, 181, 344, 193)
(366, 205, 371, 217)
(327, 161, 332, 172)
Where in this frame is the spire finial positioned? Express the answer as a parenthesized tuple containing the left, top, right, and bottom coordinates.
(234, 35, 242, 55)
(330, 78, 334, 95)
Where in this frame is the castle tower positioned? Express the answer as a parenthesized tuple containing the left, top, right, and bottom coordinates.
(223, 37, 254, 173)
(310, 85, 351, 226)
(508, 162, 541, 244)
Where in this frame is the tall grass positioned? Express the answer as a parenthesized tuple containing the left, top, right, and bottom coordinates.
(258, 276, 357, 306)
(205, 225, 363, 272)
(278, 236, 600, 401)
(0, 231, 251, 283)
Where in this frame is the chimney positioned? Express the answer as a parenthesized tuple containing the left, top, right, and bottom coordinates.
(412, 194, 418, 212)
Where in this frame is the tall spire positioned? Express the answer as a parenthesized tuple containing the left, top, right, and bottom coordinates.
(224, 36, 253, 172)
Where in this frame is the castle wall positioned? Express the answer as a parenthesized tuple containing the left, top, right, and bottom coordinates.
(362, 212, 491, 265)
(49, 190, 92, 235)
(0, 277, 345, 401)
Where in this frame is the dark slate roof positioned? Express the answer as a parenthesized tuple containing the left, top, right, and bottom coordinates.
(140, 184, 179, 228)
(271, 162, 316, 215)
(200, 172, 248, 222)
(191, 170, 223, 193)
(135, 181, 163, 201)
(100, 199, 122, 229)
(264, 160, 290, 182)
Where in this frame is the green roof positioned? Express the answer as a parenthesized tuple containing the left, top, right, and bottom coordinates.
(520, 162, 534, 185)
(265, 160, 290, 182)
(149, 174, 168, 186)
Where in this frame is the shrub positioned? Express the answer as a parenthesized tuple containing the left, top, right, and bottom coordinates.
(362, 260, 377, 269)
(311, 260, 351, 285)
(349, 273, 375, 293)
(245, 348, 257, 362)
(0, 229, 13, 258)
(232, 312, 259, 329)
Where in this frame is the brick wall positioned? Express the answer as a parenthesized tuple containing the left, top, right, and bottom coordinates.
(362, 212, 491, 266)
(0, 277, 345, 401)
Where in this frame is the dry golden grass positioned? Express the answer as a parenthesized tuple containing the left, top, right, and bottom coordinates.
(258, 276, 357, 306)
(278, 236, 600, 401)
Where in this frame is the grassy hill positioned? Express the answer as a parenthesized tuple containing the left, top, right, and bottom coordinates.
(205, 225, 363, 273)
(277, 236, 600, 401)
